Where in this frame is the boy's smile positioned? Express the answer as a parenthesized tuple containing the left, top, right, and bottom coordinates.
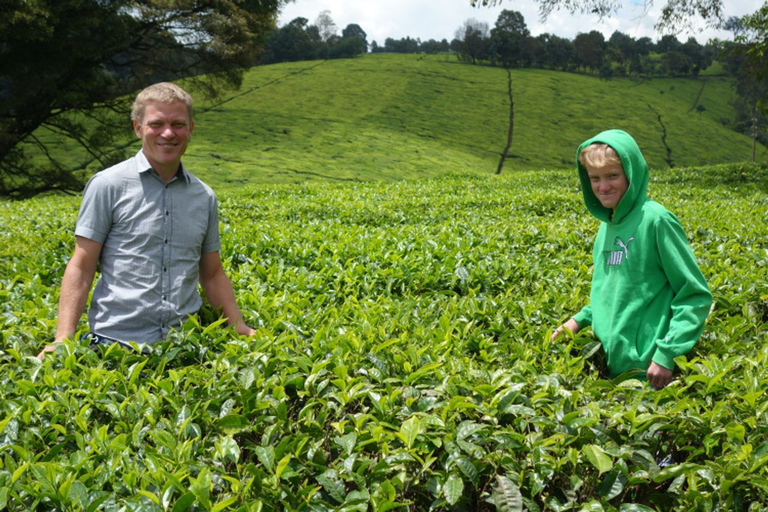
(586, 162, 629, 211)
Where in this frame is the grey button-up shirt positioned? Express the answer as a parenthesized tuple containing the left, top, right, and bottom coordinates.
(75, 150, 220, 344)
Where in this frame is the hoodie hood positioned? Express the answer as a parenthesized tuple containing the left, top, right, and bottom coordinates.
(577, 129, 648, 224)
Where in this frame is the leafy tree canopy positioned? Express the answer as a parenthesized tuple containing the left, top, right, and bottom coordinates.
(470, 0, 725, 33)
(0, 0, 288, 198)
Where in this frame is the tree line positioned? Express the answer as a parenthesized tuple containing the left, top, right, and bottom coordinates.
(261, 11, 368, 64)
(451, 12, 714, 78)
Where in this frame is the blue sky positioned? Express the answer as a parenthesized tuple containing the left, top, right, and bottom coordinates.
(278, 0, 762, 45)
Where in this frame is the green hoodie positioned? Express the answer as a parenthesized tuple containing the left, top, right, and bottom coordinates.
(572, 130, 712, 378)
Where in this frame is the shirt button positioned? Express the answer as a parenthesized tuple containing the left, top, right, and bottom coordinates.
(163, 267, 167, 272)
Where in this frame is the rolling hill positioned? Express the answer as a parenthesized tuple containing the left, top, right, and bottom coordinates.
(33, 53, 768, 190)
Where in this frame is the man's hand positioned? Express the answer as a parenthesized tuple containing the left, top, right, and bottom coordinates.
(647, 362, 674, 389)
(37, 342, 63, 360)
(551, 318, 581, 341)
(234, 319, 256, 337)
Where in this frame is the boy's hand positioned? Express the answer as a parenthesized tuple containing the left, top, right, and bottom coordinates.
(551, 318, 581, 341)
(647, 362, 673, 389)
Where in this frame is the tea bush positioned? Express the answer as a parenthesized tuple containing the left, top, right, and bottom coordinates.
(1, 165, 767, 510)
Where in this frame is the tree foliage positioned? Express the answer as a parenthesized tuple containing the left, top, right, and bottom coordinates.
(718, 3, 768, 145)
(0, 0, 286, 199)
(262, 14, 368, 63)
(469, 0, 725, 33)
(455, 19, 491, 64)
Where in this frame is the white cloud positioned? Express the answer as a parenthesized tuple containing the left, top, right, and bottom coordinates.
(278, 0, 763, 44)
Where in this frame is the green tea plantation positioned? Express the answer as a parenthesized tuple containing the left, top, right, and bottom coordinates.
(1, 164, 767, 511)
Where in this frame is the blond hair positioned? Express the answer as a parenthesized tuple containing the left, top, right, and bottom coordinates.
(579, 143, 622, 169)
(131, 82, 193, 123)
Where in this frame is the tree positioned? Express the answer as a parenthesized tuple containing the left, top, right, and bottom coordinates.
(489, 10, 530, 68)
(469, 0, 725, 33)
(679, 37, 712, 76)
(720, 5, 768, 147)
(608, 30, 636, 71)
(263, 18, 315, 64)
(455, 19, 491, 64)
(315, 10, 338, 42)
(537, 33, 576, 71)
(656, 34, 682, 53)
(341, 23, 368, 53)
(0, 0, 286, 198)
(573, 31, 607, 73)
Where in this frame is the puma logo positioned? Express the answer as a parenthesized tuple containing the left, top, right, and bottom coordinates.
(614, 236, 635, 259)
(606, 236, 636, 266)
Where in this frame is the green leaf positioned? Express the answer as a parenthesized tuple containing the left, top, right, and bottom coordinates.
(596, 467, 626, 499)
(171, 492, 196, 512)
(217, 414, 250, 434)
(456, 421, 485, 441)
(334, 432, 357, 456)
(443, 473, 464, 505)
(619, 504, 656, 511)
(189, 468, 211, 510)
(275, 454, 291, 480)
(212, 497, 238, 512)
(725, 422, 746, 442)
(254, 446, 275, 472)
(399, 416, 421, 449)
(317, 469, 346, 504)
(583, 444, 613, 474)
(492, 475, 523, 512)
(137, 489, 161, 506)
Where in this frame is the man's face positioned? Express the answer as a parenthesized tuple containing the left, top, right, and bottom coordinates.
(586, 162, 629, 211)
(133, 101, 194, 175)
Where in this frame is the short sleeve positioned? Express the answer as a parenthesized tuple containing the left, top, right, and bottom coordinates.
(74, 174, 114, 244)
(201, 191, 221, 254)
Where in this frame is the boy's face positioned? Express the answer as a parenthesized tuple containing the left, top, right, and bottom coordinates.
(586, 162, 629, 211)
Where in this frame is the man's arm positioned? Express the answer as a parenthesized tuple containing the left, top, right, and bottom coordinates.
(37, 236, 102, 359)
(198, 251, 255, 336)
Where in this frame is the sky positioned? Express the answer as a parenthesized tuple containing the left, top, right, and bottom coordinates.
(278, 0, 763, 45)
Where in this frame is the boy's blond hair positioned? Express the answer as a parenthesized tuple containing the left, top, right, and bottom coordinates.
(579, 143, 622, 169)
(131, 82, 193, 123)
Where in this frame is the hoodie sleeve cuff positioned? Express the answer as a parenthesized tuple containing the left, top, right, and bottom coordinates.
(572, 307, 592, 328)
(651, 351, 676, 371)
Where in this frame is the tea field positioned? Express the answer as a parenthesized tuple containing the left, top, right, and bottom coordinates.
(1, 164, 768, 510)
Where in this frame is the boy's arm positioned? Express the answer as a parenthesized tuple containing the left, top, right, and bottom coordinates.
(651, 216, 712, 370)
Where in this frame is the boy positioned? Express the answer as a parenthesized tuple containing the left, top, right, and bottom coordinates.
(552, 129, 712, 389)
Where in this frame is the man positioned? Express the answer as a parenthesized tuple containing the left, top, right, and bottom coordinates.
(38, 82, 254, 359)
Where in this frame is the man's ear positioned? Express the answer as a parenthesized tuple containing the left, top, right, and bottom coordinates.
(133, 119, 142, 138)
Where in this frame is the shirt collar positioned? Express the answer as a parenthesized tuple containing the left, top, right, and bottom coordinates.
(135, 150, 191, 184)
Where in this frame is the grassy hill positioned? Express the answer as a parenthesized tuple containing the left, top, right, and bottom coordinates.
(179, 53, 764, 189)
(28, 53, 765, 191)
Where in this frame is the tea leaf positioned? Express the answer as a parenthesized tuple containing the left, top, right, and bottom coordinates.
(492, 475, 523, 512)
(443, 473, 464, 505)
(583, 445, 613, 474)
